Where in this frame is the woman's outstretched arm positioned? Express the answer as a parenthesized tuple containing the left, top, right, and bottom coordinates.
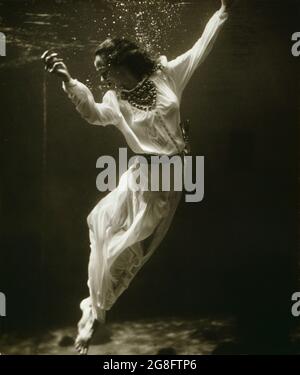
(166, 1, 233, 99)
(41, 50, 121, 127)
(62, 79, 121, 127)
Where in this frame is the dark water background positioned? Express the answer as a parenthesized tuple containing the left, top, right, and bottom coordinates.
(0, 0, 299, 353)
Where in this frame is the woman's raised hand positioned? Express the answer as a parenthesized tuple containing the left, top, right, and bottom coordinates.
(221, 0, 236, 11)
(41, 50, 72, 82)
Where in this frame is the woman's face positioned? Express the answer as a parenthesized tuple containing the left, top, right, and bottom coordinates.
(94, 54, 138, 90)
(94, 54, 112, 82)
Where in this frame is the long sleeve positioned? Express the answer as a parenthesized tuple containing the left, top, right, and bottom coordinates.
(166, 6, 228, 99)
(62, 78, 122, 126)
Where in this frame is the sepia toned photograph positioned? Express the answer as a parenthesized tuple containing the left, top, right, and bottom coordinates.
(0, 0, 299, 359)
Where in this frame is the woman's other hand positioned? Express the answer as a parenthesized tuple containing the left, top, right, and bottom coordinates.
(41, 50, 72, 82)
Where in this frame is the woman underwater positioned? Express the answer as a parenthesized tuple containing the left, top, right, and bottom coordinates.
(42, 0, 233, 355)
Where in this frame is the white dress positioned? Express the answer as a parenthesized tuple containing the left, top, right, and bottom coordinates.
(63, 8, 228, 321)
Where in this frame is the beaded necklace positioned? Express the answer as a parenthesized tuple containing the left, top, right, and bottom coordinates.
(118, 63, 184, 155)
(119, 63, 162, 111)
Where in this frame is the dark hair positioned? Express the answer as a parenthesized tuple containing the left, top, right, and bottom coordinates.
(94, 37, 157, 81)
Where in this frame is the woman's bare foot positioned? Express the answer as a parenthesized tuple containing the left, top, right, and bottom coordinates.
(75, 298, 101, 355)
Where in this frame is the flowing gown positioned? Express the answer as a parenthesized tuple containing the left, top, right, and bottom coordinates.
(62, 7, 228, 321)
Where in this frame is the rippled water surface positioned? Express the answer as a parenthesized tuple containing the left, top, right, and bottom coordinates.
(0, 0, 195, 69)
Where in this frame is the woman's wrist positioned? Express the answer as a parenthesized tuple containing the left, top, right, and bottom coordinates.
(63, 77, 78, 88)
(218, 4, 229, 20)
(63, 73, 72, 83)
(221, 0, 236, 12)
(220, 4, 226, 12)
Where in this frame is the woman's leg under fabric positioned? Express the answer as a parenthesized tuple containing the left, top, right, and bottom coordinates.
(109, 189, 182, 310)
(82, 166, 182, 320)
